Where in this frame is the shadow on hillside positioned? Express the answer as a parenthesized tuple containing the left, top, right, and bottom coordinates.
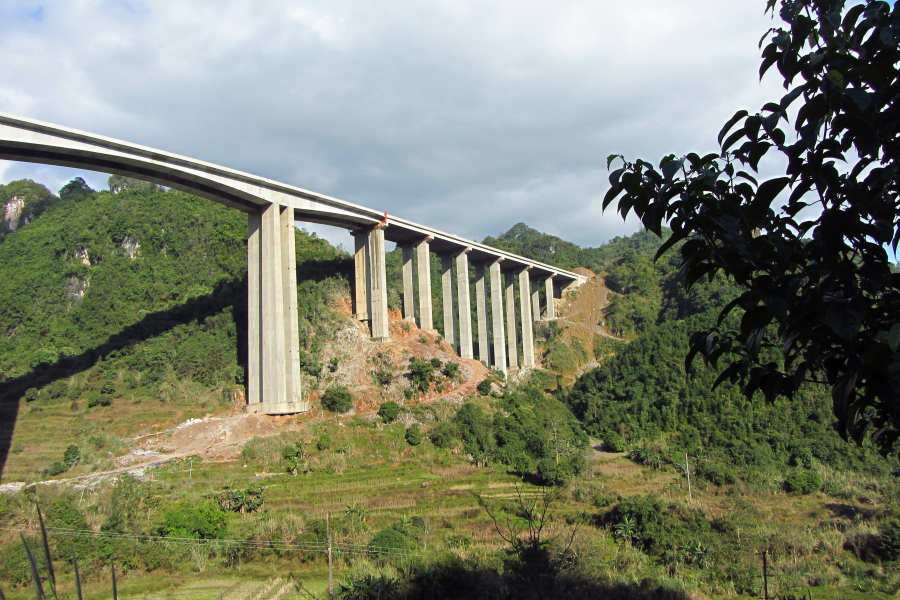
(0, 276, 248, 480)
(297, 257, 354, 282)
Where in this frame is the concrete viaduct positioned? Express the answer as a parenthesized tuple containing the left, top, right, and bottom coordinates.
(0, 113, 586, 415)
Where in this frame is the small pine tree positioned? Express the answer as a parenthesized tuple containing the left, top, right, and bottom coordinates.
(405, 424, 422, 446)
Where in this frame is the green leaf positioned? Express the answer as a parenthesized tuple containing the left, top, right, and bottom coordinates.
(606, 154, 623, 169)
(845, 88, 872, 111)
(888, 324, 900, 353)
(661, 157, 684, 181)
(653, 229, 687, 262)
(746, 177, 789, 225)
(718, 110, 748, 145)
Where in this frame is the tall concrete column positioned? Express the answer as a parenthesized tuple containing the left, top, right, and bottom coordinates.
(474, 263, 489, 364)
(280, 206, 303, 406)
(545, 276, 556, 319)
(401, 244, 416, 322)
(456, 250, 473, 359)
(532, 280, 541, 323)
(489, 260, 507, 375)
(416, 238, 433, 330)
(369, 227, 390, 340)
(262, 203, 287, 404)
(504, 272, 518, 369)
(353, 232, 370, 321)
(440, 254, 457, 350)
(247, 212, 262, 405)
(519, 269, 535, 368)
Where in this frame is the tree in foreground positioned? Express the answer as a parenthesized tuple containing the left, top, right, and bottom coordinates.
(605, 0, 900, 456)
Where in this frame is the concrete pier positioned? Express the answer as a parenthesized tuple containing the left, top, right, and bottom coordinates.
(545, 276, 556, 319)
(369, 227, 390, 341)
(531, 280, 541, 323)
(441, 254, 457, 350)
(247, 213, 262, 404)
(401, 244, 416, 322)
(281, 206, 303, 406)
(455, 250, 473, 359)
(474, 263, 489, 364)
(519, 269, 535, 368)
(353, 233, 370, 321)
(504, 272, 518, 369)
(489, 260, 507, 375)
(416, 238, 433, 330)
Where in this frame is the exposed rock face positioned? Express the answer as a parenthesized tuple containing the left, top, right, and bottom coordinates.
(3, 196, 24, 232)
(65, 276, 89, 301)
(75, 247, 91, 266)
(122, 237, 140, 259)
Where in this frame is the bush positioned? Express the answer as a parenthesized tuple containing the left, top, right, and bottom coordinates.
(785, 470, 822, 494)
(443, 362, 460, 378)
(48, 461, 67, 476)
(317, 434, 332, 451)
(476, 378, 492, 396)
(695, 460, 737, 486)
(87, 391, 101, 408)
(161, 500, 227, 539)
(47, 380, 68, 399)
(405, 424, 422, 446)
(24, 388, 38, 402)
(63, 444, 81, 467)
(369, 527, 409, 557)
(99, 393, 113, 407)
(876, 519, 900, 562)
(430, 358, 442, 369)
(604, 432, 628, 452)
(374, 369, 393, 386)
(321, 385, 354, 414)
(409, 360, 435, 392)
(428, 421, 458, 449)
(378, 401, 400, 423)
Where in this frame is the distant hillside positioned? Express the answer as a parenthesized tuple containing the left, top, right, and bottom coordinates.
(0, 179, 61, 243)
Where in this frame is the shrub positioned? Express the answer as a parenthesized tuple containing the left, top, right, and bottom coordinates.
(63, 444, 81, 467)
(321, 385, 354, 414)
(369, 527, 409, 557)
(430, 358, 442, 369)
(695, 460, 737, 486)
(87, 391, 101, 408)
(24, 388, 38, 403)
(99, 393, 113, 407)
(443, 362, 460, 378)
(876, 519, 900, 562)
(476, 378, 493, 396)
(48, 461, 67, 476)
(161, 500, 227, 539)
(374, 369, 393, 386)
(378, 401, 400, 423)
(604, 432, 628, 452)
(428, 421, 458, 449)
(317, 434, 332, 451)
(101, 380, 116, 395)
(409, 360, 435, 392)
(46, 380, 68, 399)
(404, 387, 415, 400)
(405, 424, 422, 446)
(785, 470, 823, 494)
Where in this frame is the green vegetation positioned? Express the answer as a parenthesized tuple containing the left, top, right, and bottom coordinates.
(378, 401, 400, 423)
(321, 386, 354, 414)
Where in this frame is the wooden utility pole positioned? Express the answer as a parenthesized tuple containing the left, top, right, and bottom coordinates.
(327, 511, 334, 600)
(685, 453, 693, 505)
(759, 550, 769, 600)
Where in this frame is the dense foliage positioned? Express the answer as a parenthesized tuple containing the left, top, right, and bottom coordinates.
(605, 0, 900, 455)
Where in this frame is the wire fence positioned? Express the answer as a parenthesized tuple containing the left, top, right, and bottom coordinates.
(0, 524, 424, 559)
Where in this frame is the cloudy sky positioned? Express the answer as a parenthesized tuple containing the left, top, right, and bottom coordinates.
(0, 0, 785, 250)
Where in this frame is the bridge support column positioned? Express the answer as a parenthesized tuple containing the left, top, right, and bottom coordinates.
(531, 279, 541, 323)
(545, 276, 556, 319)
(489, 261, 506, 376)
(247, 203, 308, 414)
(281, 206, 305, 410)
(352, 232, 370, 321)
(440, 254, 457, 350)
(504, 272, 518, 369)
(519, 268, 535, 368)
(474, 263, 489, 364)
(456, 250, 473, 359)
(416, 238, 433, 330)
(370, 227, 390, 341)
(401, 244, 416, 322)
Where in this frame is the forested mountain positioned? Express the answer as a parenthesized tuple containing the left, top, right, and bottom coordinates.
(0, 179, 60, 243)
(0, 177, 349, 411)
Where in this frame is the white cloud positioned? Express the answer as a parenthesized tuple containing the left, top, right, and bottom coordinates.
(0, 0, 787, 249)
